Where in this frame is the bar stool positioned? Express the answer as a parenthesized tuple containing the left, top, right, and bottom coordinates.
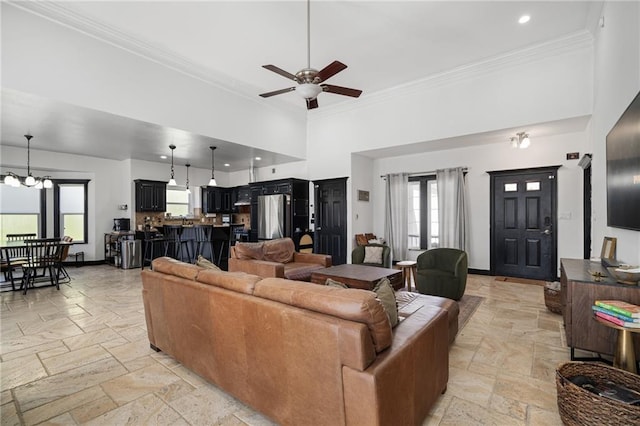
(164, 225, 193, 263)
(395, 260, 417, 292)
(142, 229, 169, 270)
(194, 225, 214, 263)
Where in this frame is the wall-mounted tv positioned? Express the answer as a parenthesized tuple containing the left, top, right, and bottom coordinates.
(606, 90, 640, 231)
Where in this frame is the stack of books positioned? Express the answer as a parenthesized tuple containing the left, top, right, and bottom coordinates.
(592, 300, 640, 328)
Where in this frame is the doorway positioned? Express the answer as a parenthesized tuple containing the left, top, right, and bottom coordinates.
(489, 166, 559, 281)
(313, 177, 347, 265)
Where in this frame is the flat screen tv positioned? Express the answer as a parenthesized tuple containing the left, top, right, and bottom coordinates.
(606, 90, 640, 231)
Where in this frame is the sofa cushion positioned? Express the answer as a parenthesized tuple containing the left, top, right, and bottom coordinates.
(196, 269, 262, 295)
(195, 255, 221, 270)
(263, 238, 295, 263)
(152, 257, 202, 280)
(363, 246, 383, 265)
(283, 263, 326, 281)
(254, 278, 392, 353)
(373, 277, 398, 327)
(234, 242, 265, 260)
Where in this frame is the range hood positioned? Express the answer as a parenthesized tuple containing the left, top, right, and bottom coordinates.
(234, 199, 250, 206)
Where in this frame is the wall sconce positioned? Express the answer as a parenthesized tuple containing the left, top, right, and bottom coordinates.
(510, 132, 530, 149)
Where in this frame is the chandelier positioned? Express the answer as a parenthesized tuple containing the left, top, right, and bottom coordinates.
(2, 134, 53, 189)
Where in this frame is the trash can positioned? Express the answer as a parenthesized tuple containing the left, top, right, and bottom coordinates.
(121, 239, 141, 269)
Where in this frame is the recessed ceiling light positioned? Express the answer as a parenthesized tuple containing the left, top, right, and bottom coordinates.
(224, 163, 230, 167)
(160, 155, 167, 159)
(255, 157, 262, 161)
(518, 15, 530, 24)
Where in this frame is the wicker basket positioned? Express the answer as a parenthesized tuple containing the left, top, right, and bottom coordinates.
(544, 281, 562, 314)
(556, 362, 640, 425)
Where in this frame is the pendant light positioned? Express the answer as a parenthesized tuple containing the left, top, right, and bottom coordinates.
(2, 134, 53, 189)
(208, 146, 217, 186)
(185, 163, 191, 194)
(168, 144, 177, 186)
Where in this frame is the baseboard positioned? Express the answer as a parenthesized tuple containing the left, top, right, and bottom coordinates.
(468, 268, 490, 275)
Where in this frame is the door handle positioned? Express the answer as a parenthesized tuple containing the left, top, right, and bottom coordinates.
(316, 227, 322, 231)
(542, 229, 552, 235)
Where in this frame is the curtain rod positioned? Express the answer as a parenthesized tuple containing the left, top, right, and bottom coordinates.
(379, 167, 468, 179)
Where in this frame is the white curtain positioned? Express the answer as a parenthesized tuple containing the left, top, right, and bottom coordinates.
(384, 173, 409, 263)
(436, 167, 469, 251)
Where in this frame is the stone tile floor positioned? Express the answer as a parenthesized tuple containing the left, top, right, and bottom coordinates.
(1, 265, 569, 425)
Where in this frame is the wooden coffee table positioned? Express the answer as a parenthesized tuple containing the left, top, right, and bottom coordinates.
(310, 264, 403, 290)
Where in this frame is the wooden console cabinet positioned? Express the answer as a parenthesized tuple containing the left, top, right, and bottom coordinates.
(560, 258, 640, 359)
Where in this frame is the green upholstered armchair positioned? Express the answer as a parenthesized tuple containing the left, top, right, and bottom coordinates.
(415, 248, 468, 301)
(351, 244, 392, 269)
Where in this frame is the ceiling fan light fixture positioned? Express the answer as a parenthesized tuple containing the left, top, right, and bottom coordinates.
(296, 83, 322, 99)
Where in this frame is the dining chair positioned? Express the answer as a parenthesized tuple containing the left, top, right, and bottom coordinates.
(2, 236, 35, 291)
(21, 239, 63, 294)
(6, 233, 37, 242)
(56, 236, 73, 282)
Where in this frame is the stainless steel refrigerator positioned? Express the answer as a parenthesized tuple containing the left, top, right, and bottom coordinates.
(257, 194, 290, 240)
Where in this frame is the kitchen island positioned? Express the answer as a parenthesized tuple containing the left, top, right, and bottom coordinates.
(142, 224, 246, 269)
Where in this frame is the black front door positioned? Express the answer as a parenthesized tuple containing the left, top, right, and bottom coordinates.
(490, 167, 559, 281)
(314, 177, 347, 265)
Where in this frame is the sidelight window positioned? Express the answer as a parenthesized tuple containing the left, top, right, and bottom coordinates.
(54, 181, 89, 243)
(0, 184, 43, 239)
(407, 177, 438, 250)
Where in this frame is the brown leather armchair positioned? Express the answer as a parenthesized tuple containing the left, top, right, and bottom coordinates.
(229, 237, 331, 281)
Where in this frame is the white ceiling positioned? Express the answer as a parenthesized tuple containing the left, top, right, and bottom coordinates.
(1, 1, 598, 170)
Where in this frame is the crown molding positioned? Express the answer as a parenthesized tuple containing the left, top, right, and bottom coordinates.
(11, 1, 594, 121)
(310, 30, 594, 120)
(8, 1, 302, 114)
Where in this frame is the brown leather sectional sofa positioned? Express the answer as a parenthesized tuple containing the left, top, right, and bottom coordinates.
(142, 257, 455, 425)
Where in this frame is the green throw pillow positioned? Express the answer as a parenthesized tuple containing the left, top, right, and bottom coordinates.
(373, 277, 398, 327)
(196, 255, 221, 271)
(325, 278, 348, 289)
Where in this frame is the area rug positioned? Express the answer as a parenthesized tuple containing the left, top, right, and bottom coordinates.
(457, 294, 485, 331)
(495, 276, 546, 286)
(395, 292, 484, 331)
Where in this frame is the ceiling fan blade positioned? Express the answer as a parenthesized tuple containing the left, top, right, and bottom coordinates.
(259, 87, 296, 98)
(317, 61, 347, 82)
(306, 98, 319, 110)
(262, 65, 297, 81)
(321, 84, 362, 98)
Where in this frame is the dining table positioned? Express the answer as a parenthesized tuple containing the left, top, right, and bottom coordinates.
(0, 239, 74, 292)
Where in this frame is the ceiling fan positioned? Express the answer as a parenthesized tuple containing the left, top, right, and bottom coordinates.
(259, 0, 362, 110)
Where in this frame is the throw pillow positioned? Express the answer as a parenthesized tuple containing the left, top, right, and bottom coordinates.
(234, 242, 265, 260)
(195, 255, 221, 270)
(325, 278, 348, 289)
(373, 277, 398, 327)
(363, 245, 383, 264)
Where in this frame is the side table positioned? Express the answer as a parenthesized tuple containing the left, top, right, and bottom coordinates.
(395, 261, 417, 292)
(595, 317, 640, 374)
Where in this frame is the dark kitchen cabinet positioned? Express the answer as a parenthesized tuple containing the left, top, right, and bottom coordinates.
(135, 180, 167, 212)
(248, 178, 309, 242)
(202, 186, 233, 213)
